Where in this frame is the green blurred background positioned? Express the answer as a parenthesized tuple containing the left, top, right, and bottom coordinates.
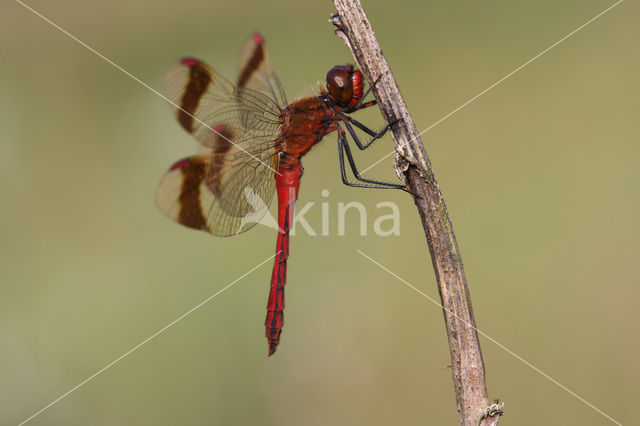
(2, 0, 638, 425)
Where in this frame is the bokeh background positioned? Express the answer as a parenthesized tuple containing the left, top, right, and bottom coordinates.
(2, 0, 638, 425)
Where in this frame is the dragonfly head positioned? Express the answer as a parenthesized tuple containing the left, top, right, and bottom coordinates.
(325, 65, 364, 108)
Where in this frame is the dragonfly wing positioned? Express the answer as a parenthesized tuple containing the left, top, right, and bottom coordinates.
(165, 57, 282, 151)
(237, 33, 288, 108)
(157, 127, 278, 237)
(161, 34, 286, 237)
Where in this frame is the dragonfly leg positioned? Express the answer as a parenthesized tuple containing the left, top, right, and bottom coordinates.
(354, 100, 377, 111)
(343, 118, 401, 150)
(337, 126, 408, 191)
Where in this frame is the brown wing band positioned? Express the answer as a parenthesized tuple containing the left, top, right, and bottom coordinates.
(177, 159, 209, 231)
(178, 59, 212, 133)
(237, 43, 264, 89)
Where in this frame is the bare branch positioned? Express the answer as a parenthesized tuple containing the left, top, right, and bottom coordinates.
(331, 1, 502, 424)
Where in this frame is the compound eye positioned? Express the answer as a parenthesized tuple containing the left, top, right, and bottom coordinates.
(326, 66, 353, 105)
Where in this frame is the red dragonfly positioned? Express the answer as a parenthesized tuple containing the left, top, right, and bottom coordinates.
(157, 33, 404, 355)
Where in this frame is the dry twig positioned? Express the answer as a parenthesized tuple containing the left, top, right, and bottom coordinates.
(331, 1, 502, 424)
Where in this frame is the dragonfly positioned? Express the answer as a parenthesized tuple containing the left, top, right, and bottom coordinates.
(157, 33, 405, 356)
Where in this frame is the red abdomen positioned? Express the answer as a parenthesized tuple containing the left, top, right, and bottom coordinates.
(265, 154, 302, 355)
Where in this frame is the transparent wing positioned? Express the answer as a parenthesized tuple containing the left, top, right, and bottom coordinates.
(165, 57, 283, 152)
(156, 133, 278, 237)
(161, 34, 286, 236)
(236, 32, 288, 108)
